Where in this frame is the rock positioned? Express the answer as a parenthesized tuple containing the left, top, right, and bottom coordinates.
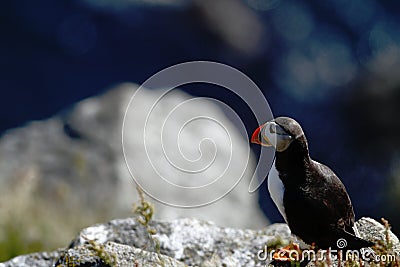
(0, 242, 186, 267)
(2, 216, 398, 267)
(55, 242, 187, 267)
(69, 217, 290, 266)
(0, 251, 62, 267)
(0, 217, 290, 267)
(355, 217, 400, 252)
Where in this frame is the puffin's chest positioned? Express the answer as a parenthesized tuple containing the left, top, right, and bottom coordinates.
(267, 160, 287, 221)
(268, 161, 310, 223)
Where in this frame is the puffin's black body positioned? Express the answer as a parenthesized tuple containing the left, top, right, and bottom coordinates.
(253, 117, 373, 250)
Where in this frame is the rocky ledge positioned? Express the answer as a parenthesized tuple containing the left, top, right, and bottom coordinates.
(1, 217, 399, 267)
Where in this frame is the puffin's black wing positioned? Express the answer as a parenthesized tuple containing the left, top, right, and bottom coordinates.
(308, 161, 355, 226)
(283, 160, 372, 249)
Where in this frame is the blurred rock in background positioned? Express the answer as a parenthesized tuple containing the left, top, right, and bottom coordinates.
(0, 84, 267, 261)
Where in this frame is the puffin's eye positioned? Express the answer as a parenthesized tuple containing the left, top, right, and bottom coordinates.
(269, 124, 276, 134)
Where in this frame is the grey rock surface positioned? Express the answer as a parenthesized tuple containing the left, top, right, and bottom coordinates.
(0, 250, 62, 267)
(70, 217, 290, 266)
(2, 216, 398, 267)
(56, 242, 187, 267)
(356, 217, 400, 249)
(1, 217, 290, 267)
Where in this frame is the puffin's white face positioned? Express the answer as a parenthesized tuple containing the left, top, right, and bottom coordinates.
(251, 121, 293, 152)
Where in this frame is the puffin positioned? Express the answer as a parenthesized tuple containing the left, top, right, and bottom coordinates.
(251, 117, 374, 250)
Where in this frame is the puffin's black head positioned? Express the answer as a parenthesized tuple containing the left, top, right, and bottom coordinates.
(251, 117, 305, 152)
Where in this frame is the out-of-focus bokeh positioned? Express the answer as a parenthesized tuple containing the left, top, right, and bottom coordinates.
(1, 0, 400, 261)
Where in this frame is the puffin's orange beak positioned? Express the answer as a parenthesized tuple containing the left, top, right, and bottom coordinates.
(251, 124, 264, 145)
(251, 123, 272, 146)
